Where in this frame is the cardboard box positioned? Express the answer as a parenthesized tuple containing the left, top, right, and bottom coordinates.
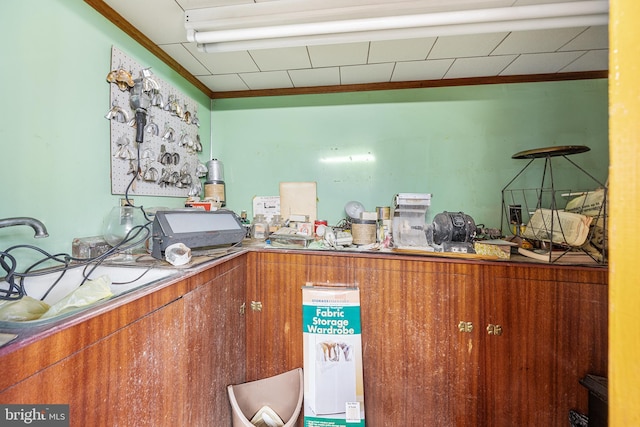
(474, 239, 517, 259)
(303, 286, 365, 426)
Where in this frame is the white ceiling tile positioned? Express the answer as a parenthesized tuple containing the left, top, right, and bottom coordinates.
(428, 33, 508, 59)
(445, 55, 517, 79)
(391, 59, 454, 81)
(500, 51, 585, 75)
(104, 0, 187, 44)
(560, 26, 609, 51)
(159, 43, 211, 75)
(308, 43, 370, 67)
(199, 74, 249, 92)
(341, 63, 395, 85)
(369, 38, 436, 63)
(512, 0, 585, 4)
(176, 0, 251, 8)
(100, 0, 611, 93)
(492, 27, 586, 55)
(183, 44, 259, 74)
(249, 47, 311, 71)
(561, 49, 609, 72)
(289, 68, 340, 87)
(240, 71, 294, 90)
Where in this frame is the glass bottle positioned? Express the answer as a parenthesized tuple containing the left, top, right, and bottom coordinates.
(102, 205, 147, 262)
(251, 214, 269, 240)
(269, 214, 284, 233)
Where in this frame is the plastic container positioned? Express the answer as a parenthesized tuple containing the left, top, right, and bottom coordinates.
(228, 368, 304, 427)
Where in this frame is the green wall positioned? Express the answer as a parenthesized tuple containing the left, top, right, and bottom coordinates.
(0, 1, 609, 271)
(213, 79, 608, 227)
(0, 0, 211, 268)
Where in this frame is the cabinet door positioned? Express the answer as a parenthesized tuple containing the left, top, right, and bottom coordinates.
(483, 265, 608, 427)
(183, 261, 247, 426)
(0, 263, 248, 427)
(0, 297, 188, 426)
(245, 252, 353, 381)
(353, 257, 483, 427)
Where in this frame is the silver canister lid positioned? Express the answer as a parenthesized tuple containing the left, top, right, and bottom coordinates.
(206, 159, 224, 182)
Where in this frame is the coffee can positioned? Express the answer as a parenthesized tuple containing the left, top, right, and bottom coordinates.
(376, 206, 391, 220)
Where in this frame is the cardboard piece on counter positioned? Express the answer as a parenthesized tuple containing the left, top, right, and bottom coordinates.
(253, 195, 280, 222)
(474, 239, 518, 260)
(392, 247, 502, 260)
(279, 182, 317, 223)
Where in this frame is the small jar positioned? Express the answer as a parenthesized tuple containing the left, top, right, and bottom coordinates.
(269, 215, 284, 233)
(251, 214, 269, 240)
(240, 210, 250, 225)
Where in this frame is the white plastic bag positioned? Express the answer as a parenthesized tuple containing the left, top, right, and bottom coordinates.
(40, 275, 113, 319)
(0, 296, 50, 321)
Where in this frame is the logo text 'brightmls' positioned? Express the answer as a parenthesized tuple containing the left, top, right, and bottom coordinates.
(1, 405, 69, 426)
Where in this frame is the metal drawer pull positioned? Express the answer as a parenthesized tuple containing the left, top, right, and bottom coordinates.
(487, 324, 503, 336)
(458, 321, 474, 333)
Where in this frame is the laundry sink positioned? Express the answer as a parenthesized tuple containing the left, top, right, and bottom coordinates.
(0, 264, 181, 327)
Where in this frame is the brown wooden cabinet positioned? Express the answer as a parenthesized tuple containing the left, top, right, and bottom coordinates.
(244, 251, 352, 382)
(245, 251, 607, 427)
(351, 256, 486, 426)
(0, 255, 247, 427)
(0, 251, 606, 427)
(182, 258, 247, 425)
(481, 264, 608, 427)
(244, 251, 354, 427)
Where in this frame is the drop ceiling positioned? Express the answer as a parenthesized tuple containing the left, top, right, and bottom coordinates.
(93, 0, 609, 98)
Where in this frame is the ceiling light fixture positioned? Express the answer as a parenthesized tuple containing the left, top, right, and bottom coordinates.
(185, 0, 608, 53)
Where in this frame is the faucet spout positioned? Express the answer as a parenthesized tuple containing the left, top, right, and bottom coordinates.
(0, 217, 49, 238)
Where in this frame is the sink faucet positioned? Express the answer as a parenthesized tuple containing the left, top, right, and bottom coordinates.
(0, 217, 49, 238)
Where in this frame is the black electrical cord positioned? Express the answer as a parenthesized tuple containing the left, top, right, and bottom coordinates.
(0, 220, 154, 302)
(0, 251, 22, 300)
(0, 115, 161, 302)
(123, 136, 152, 223)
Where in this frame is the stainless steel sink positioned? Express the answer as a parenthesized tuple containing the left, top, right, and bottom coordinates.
(0, 264, 181, 327)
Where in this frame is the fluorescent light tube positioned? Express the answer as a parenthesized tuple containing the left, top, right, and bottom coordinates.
(186, 0, 608, 53)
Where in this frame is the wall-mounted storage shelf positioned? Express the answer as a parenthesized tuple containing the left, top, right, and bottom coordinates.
(107, 46, 204, 198)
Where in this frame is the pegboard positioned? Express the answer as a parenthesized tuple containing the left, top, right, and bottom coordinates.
(106, 46, 205, 197)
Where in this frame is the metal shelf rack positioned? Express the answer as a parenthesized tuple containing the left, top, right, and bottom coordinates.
(500, 145, 608, 264)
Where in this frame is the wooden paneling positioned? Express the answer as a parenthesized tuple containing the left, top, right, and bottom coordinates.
(353, 257, 484, 427)
(0, 256, 247, 427)
(481, 262, 608, 426)
(0, 298, 187, 425)
(183, 261, 247, 426)
(0, 251, 607, 426)
(245, 252, 607, 427)
(245, 251, 355, 427)
(0, 277, 190, 392)
(245, 252, 353, 382)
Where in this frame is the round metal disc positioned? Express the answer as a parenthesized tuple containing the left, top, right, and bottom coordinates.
(511, 145, 590, 159)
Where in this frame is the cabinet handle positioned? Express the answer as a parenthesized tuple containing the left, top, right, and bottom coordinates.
(458, 321, 474, 333)
(239, 302, 246, 315)
(250, 301, 263, 312)
(487, 324, 503, 336)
